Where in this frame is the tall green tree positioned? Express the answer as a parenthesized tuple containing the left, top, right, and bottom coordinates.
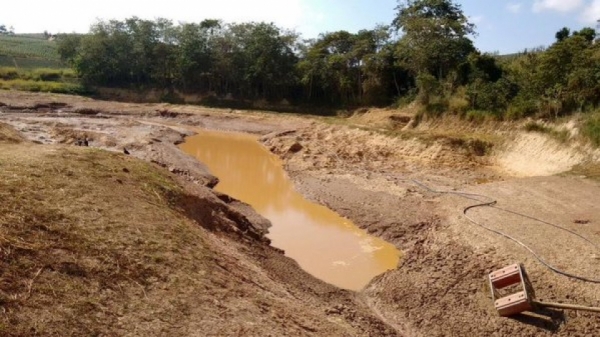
(237, 22, 298, 99)
(573, 27, 597, 42)
(60, 15, 600, 116)
(56, 34, 83, 66)
(555, 27, 570, 42)
(392, 0, 476, 80)
(298, 31, 358, 104)
(175, 22, 214, 91)
(537, 32, 600, 114)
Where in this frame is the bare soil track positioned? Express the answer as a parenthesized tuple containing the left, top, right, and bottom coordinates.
(1, 90, 600, 336)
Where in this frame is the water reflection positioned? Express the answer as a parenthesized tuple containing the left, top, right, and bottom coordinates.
(179, 130, 400, 290)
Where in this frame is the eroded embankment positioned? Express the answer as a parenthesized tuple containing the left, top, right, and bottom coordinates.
(0, 113, 402, 336)
(496, 132, 598, 177)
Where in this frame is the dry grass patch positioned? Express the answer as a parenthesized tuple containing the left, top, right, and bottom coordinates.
(567, 163, 600, 180)
(0, 143, 218, 336)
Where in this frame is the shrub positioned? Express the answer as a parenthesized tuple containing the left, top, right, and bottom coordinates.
(465, 110, 495, 123)
(505, 98, 538, 120)
(0, 67, 20, 80)
(524, 121, 551, 133)
(582, 115, 600, 147)
(160, 91, 184, 104)
(448, 95, 469, 116)
(467, 78, 515, 115)
(31, 68, 63, 81)
(416, 73, 441, 105)
(61, 68, 77, 79)
(0, 67, 76, 82)
(524, 121, 570, 143)
(393, 88, 417, 108)
(0, 79, 87, 94)
(424, 96, 449, 117)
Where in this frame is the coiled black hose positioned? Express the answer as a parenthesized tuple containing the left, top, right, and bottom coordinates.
(412, 180, 600, 284)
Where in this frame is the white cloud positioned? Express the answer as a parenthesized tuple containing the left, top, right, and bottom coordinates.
(533, 0, 584, 13)
(0, 0, 310, 34)
(507, 3, 522, 13)
(581, 0, 600, 24)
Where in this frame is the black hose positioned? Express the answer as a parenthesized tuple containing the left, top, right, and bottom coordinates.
(412, 180, 600, 284)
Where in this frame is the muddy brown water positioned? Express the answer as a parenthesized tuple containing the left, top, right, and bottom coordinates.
(180, 130, 400, 290)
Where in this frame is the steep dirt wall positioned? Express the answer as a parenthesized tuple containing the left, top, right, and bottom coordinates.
(495, 132, 599, 177)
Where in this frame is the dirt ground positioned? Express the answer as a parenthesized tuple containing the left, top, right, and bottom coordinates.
(1, 90, 600, 336)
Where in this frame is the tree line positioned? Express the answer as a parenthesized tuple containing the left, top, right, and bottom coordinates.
(0, 25, 15, 35)
(56, 0, 600, 119)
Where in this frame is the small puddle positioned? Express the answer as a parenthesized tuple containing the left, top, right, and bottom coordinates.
(179, 130, 400, 290)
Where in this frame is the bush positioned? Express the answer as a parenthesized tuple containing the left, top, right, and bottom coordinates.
(0, 79, 87, 94)
(393, 88, 417, 108)
(160, 91, 184, 104)
(0, 67, 76, 82)
(505, 98, 538, 120)
(467, 78, 515, 115)
(465, 110, 495, 123)
(0, 67, 20, 80)
(524, 121, 551, 133)
(523, 121, 571, 143)
(448, 95, 469, 116)
(416, 73, 441, 105)
(424, 96, 448, 117)
(582, 115, 600, 147)
(61, 69, 77, 79)
(31, 68, 63, 81)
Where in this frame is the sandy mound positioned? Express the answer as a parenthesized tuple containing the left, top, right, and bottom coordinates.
(496, 133, 587, 177)
(347, 108, 416, 130)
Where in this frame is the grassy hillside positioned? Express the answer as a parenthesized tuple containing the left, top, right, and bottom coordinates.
(0, 35, 63, 69)
(0, 34, 84, 93)
(0, 126, 209, 335)
(0, 35, 59, 60)
(0, 67, 84, 94)
(0, 55, 63, 69)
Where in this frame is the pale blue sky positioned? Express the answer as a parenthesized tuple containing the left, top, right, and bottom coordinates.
(1, 0, 599, 54)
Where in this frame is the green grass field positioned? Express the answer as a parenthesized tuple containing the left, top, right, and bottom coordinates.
(0, 34, 64, 69)
(0, 66, 84, 94)
(0, 55, 63, 69)
(0, 35, 59, 60)
(0, 34, 85, 93)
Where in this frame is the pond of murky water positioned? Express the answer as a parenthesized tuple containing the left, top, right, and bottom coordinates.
(179, 130, 400, 290)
